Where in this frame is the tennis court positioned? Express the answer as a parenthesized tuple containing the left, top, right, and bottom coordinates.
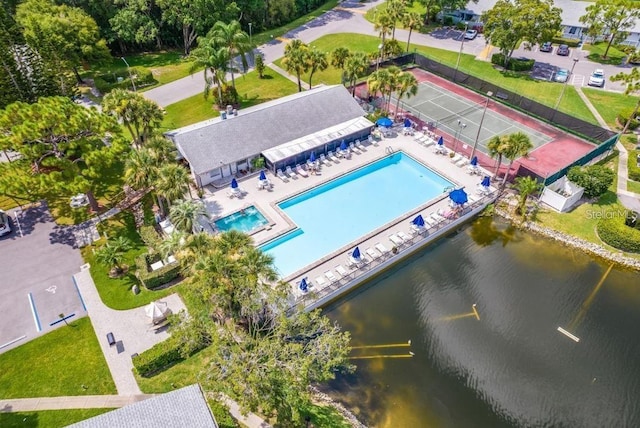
(393, 79, 554, 157)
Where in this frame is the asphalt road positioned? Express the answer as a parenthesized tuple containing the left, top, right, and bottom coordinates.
(0, 203, 86, 354)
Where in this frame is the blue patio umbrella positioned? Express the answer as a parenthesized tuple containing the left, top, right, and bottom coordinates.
(352, 246, 361, 259)
(340, 140, 348, 151)
(230, 178, 238, 189)
(481, 176, 491, 188)
(376, 117, 393, 128)
(309, 152, 316, 162)
(437, 136, 444, 146)
(299, 277, 308, 292)
(404, 118, 412, 128)
(412, 214, 425, 227)
(449, 188, 468, 205)
(470, 156, 478, 166)
(259, 170, 267, 181)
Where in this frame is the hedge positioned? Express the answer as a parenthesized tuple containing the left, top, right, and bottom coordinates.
(132, 337, 183, 377)
(629, 149, 640, 182)
(597, 215, 640, 253)
(139, 225, 161, 251)
(94, 66, 157, 94)
(135, 253, 181, 290)
(491, 53, 534, 71)
(616, 108, 640, 131)
(550, 36, 580, 47)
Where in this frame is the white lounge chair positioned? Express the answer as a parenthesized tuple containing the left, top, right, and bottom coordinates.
(355, 139, 366, 151)
(315, 276, 327, 288)
(276, 169, 289, 182)
(375, 242, 390, 256)
(455, 157, 469, 167)
(467, 164, 479, 175)
(286, 165, 298, 179)
(389, 234, 404, 247)
(296, 164, 309, 177)
(329, 150, 339, 162)
(451, 153, 463, 164)
(325, 270, 338, 283)
(335, 265, 349, 277)
(425, 215, 438, 227)
(350, 143, 361, 154)
(366, 247, 381, 260)
(368, 135, 378, 146)
(423, 138, 436, 147)
(319, 154, 330, 165)
(397, 231, 412, 243)
(410, 224, 427, 235)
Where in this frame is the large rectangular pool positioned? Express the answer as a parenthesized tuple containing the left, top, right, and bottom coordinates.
(260, 152, 453, 277)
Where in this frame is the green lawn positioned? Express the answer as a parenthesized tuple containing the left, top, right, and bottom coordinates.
(582, 87, 637, 130)
(364, 1, 431, 29)
(251, 0, 339, 47)
(0, 409, 112, 428)
(0, 317, 116, 398)
(620, 134, 640, 193)
(82, 210, 180, 310)
(162, 69, 298, 129)
(582, 42, 627, 65)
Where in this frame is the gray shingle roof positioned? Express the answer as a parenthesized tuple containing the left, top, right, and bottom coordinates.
(166, 85, 367, 174)
(67, 385, 218, 428)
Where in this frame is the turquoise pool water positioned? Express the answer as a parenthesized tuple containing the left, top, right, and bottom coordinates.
(215, 206, 268, 233)
(261, 152, 453, 276)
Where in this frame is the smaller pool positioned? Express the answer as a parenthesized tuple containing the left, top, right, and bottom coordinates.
(214, 206, 268, 234)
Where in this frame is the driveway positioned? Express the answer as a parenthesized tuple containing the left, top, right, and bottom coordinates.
(0, 203, 86, 353)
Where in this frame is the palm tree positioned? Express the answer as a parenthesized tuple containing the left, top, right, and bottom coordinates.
(124, 148, 156, 191)
(209, 20, 251, 91)
(306, 48, 328, 89)
(331, 47, 351, 70)
(386, 0, 407, 40)
(216, 230, 252, 255)
(155, 164, 191, 211)
(367, 69, 393, 113)
(189, 38, 230, 103)
(95, 237, 132, 275)
(502, 132, 533, 187)
(374, 11, 394, 61)
(145, 135, 177, 165)
(158, 230, 187, 260)
(403, 12, 422, 52)
(394, 71, 418, 119)
(282, 40, 309, 92)
(169, 199, 208, 234)
(513, 176, 542, 218)
(487, 135, 509, 177)
(344, 52, 370, 96)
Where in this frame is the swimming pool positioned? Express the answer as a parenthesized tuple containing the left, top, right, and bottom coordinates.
(215, 206, 269, 234)
(261, 152, 453, 277)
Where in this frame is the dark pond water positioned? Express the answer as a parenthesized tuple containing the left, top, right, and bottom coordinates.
(324, 217, 640, 428)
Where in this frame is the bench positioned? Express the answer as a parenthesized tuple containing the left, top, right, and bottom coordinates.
(495, 92, 509, 100)
(106, 332, 116, 346)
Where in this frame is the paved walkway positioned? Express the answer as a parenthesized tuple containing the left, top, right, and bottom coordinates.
(73, 268, 186, 395)
(576, 87, 640, 211)
(0, 395, 154, 411)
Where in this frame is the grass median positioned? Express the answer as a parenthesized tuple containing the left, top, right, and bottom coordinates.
(0, 317, 115, 398)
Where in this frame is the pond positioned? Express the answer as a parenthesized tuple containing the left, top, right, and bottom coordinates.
(324, 217, 640, 428)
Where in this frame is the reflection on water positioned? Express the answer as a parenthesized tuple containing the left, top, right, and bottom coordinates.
(324, 218, 640, 428)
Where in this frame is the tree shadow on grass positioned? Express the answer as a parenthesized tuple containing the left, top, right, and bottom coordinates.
(0, 411, 39, 428)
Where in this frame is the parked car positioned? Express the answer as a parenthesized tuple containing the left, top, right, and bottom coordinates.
(464, 29, 478, 40)
(556, 44, 570, 56)
(540, 42, 553, 52)
(555, 68, 570, 83)
(588, 69, 605, 87)
(0, 210, 11, 236)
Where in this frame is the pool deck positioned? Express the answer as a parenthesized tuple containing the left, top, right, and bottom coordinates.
(201, 129, 499, 310)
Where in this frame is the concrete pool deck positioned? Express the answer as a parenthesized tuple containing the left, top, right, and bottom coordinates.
(201, 130, 498, 308)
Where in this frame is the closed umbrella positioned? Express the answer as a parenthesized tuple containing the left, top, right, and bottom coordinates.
(404, 118, 412, 128)
(412, 214, 425, 227)
(230, 178, 238, 189)
(309, 152, 316, 163)
(449, 188, 468, 205)
(340, 140, 348, 151)
(470, 156, 478, 166)
(259, 170, 267, 181)
(299, 277, 308, 292)
(437, 136, 444, 146)
(481, 176, 491, 188)
(352, 246, 361, 259)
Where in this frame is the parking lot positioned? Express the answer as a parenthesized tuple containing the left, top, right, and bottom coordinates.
(0, 203, 86, 353)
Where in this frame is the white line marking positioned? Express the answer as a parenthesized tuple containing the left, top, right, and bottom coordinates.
(45, 285, 57, 294)
(0, 335, 27, 349)
(28, 293, 41, 332)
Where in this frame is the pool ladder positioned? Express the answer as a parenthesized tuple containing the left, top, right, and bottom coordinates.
(385, 146, 395, 154)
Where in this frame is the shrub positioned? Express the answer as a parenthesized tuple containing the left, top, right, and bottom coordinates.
(616, 108, 640, 131)
(139, 225, 161, 252)
(550, 36, 580, 47)
(132, 337, 183, 377)
(207, 399, 239, 428)
(567, 165, 615, 198)
(491, 53, 534, 71)
(135, 253, 180, 289)
(94, 67, 157, 94)
(597, 215, 640, 253)
(629, 149, 640, 182)
(213, 85, 239, 109)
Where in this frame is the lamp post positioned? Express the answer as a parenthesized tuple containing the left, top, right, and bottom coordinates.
(470, 91, 493, 160)
(376, 43, 384, 71)
(453, 22, 468, 83)
(120, 57, 136, 92)
(248, 23, 252, 45)
(453, 120, 466, 153)
(553, 57, 579, 114)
